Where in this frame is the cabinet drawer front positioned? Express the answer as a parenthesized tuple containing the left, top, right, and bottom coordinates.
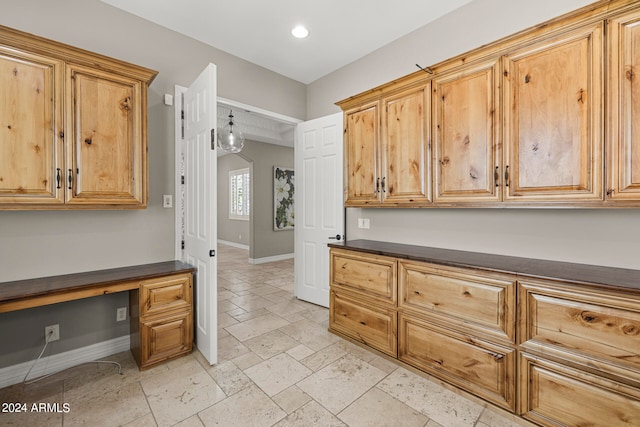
(520, 352, 640, 427)
(399, 314, 516, 411)
(331, 249, 397, 304)
(140, 273, 192, 317)
(399, 261, 515, 341)
(141, 310, 192, 368)
(520, 280, 640, 378)
(330, 290, 397, 357)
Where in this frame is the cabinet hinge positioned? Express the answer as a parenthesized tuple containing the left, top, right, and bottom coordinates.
(181, 109, 185, 139)
(211, 128, 216, 150)
(209, 249, 216, 257)
(181, 240, 185, 250)
(181, 175, 185, 185)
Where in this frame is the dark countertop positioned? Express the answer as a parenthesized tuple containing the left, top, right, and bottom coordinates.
(0, 261, 196, 303)
(329, 239, 640, 292)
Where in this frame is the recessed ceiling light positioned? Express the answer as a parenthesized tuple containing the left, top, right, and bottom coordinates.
(291, 25, 309, 39)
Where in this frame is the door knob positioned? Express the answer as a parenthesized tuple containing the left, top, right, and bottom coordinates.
(328, 234, 343, 241)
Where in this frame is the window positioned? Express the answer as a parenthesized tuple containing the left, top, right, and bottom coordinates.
(229, 168, 250, 220)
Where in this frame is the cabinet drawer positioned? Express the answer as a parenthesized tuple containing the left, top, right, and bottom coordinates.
(520, 279, 640, 381)
(330, 249, 397, 304)
(140, 310, 193, 368)
(398, 314, 516, 411)
(399, 261, 515, 342)
(520, 352, 640, 426)
(329, 289, 397, 357)
(140, 273, 192, 317)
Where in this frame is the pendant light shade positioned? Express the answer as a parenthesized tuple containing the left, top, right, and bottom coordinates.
(218, 110, 245, 153)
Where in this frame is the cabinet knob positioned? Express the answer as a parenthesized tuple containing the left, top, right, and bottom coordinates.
(85, 138, 92, 145)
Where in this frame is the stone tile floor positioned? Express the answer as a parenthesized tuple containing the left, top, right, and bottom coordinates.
(0, 245, 527, 426)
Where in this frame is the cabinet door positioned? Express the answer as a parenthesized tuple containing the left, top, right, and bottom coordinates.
(140, 310, 193, 368)
(0, 48, 63, 205)
(433, 59, 501, 203)
(381, 85, 431, 204)
(66, 64, 145, 206)
(503, 23, 603, 202)
(520, 352, 640, 426)
(399, 314, 516, 411)
(330, 289, 397, 357)
(344, 101, 380, 206)
(607, 10, 640, 201)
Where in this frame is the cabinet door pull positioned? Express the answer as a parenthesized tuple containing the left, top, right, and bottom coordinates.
(381, 177, 386, 193)
(495, 166, 499, 187)
(68, 169, 73, 190)
(56, 168, 61, 189)
(488, 351, 504, 361)
(504, 165, 509, 187)
(375, 177, 380, 194)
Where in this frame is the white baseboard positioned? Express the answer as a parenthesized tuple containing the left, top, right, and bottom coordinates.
(217, 240, 250, 251)
(249, 253, 294, 264)
(0, 336, 130, 389)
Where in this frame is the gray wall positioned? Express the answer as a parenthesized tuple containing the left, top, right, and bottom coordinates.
(238, 141, 294, 261)
(217, 154, 251, 247)
(0, 0, 304, 367)
(306, 0, 640, 270)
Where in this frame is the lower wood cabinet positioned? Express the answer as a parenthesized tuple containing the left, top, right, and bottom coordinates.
(328, 243, 640, 426)
(330, 289, 397, 357)
(399, 313, 516, 411)
(131, 272, 193, 369)
(519, 352, 640, 427)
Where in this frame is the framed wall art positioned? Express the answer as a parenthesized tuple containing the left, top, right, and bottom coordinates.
(274, 166, 294, 230)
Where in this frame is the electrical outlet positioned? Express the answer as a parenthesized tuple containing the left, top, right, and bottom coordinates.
(163, 194, 173, 208)
(45, 324, 60, 342)
(116, 307, 127, 322)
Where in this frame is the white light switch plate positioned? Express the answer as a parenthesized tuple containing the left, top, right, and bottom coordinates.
(163, 195, 173, 208)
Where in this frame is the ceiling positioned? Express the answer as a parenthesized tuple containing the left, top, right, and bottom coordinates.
(101, 0, 471, 151)
(100, 0, 472, 84)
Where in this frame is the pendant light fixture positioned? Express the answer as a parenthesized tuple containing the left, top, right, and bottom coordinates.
(218, 110, 245, 153)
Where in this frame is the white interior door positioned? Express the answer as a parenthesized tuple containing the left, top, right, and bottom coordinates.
(182, 64, 217, 364)
(294, 112, 344, 307)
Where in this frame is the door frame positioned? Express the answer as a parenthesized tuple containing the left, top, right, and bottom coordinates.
(173, 94, 302, 258)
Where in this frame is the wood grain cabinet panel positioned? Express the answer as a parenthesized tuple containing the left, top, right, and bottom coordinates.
(520, 278, 640, 383)
(399, 314, 516, 411)
(519, 352, 640, 427)
(330, 289, 397, 357)
(399, 261, 516, 343)
(381, 85, 431, 204)
(433, 59, 501, 203)
(140, 273, 192, 317)
(343, 101, 380, 206)
(140, 310, 192, 368)
(0, 47, 63, 205)
(503, 22, 603, 202)
(66, 65, 145, 205)
(607, 9, 640, 201)
(330, 248, 397, 305)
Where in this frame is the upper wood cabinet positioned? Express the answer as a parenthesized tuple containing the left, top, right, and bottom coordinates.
(0, 25, 157, 209)
(432, 58, 501, 204)
(0, 46, 64, 205)
(341, 83, 430, 207)
(338, 1, 640, 208)
(502, 22, 604, 203)
(607, 9, 640, 202)
(380, 85, 431, 205)
(343, 100, 380, 206)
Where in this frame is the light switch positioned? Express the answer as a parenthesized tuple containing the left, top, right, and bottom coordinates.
(163, 194, 173, 208)
(358, 218, 370, 229)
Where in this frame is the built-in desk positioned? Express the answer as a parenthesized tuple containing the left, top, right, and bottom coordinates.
(0, 261, 195, 369)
